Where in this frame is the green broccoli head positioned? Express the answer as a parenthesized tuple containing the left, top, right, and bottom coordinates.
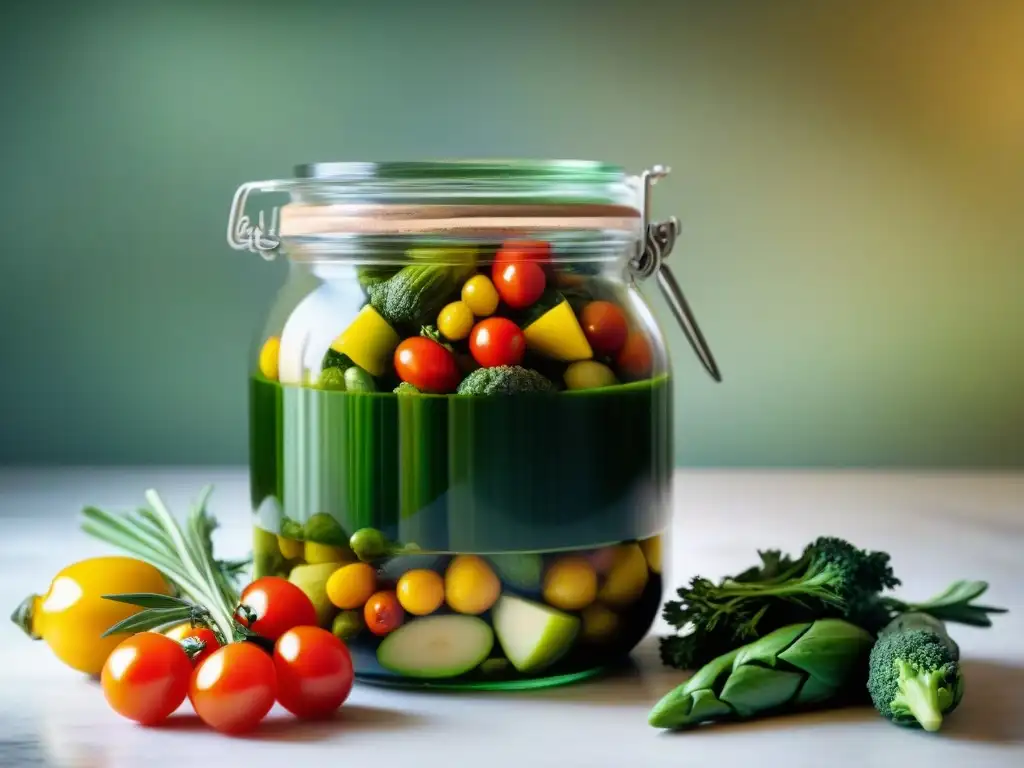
(393, 381, 420, 395)
(867, 628, 963, 732)
(792, 537, 901, 629)
(456, 365, 556, 396)
(317, 367, 348, 391)
(321, 349, 355, 372)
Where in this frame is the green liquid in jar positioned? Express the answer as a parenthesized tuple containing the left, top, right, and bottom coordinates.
(249, 375, 671, 688)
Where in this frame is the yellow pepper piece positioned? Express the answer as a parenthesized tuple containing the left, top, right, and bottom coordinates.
(331, 306, 400, 377)
(259, 336, 281, 380)
(278, 535, 304, 560)
(523, 301, 593, 362)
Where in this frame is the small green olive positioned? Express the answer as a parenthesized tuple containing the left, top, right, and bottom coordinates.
(280, 517, 305, 541)
(349, 527, 389, 562)
(318, 367, 347, 391)
(304, 512, 348, 546)
(331, 610, 365, 642)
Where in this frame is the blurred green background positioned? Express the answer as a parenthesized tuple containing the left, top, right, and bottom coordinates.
(1, 0, 1021, 467)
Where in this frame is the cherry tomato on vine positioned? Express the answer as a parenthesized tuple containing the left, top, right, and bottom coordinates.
(190, 642, 277, 734)
(579, 301, 629, 356)
(492, 260, 546, 309)
(616, 331, 654, 381)
(274, 626, 354, 719)
(364, 590, 404, 636)
(238, 576, 318, 641)
(494, 240, 551, 264)
(394, 337, 460, 393)
(165, 623, 221, 667)
(469, 318, 526, 368)
(101, 633, 192, 725)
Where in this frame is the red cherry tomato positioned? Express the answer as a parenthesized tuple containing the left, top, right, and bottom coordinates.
(580, 301, 629, 356)
(274, 626, 354, 719)
(238, 576, 318, 641)
(364, 590, 404, 636)
(190, 643, 277, 734)
(101, 633, 192, 725)
(469, 317, 526, 368)
(492, 260, 546, 309)
(165, 623, 221, 667)
(494, 240, 551, 265)
(394, 337, 461, 394)
(616, 331, 654, 381)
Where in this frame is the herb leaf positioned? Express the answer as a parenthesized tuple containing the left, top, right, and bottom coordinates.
(102, 607, 194, 637)
(101, 593, 194, 610)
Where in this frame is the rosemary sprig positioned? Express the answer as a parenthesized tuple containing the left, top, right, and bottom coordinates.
(81, 486, 240, 644)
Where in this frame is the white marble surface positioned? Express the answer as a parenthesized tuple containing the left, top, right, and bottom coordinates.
(0, 467, 1021, 768)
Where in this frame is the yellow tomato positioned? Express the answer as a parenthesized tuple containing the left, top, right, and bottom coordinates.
(13, 557, 173, 677)
(445, 555, 501, 614)
(437, 301, 475, 341)
(396, 569, 445, 616)
(461, 275, 500, 317)
(564, 360, 618, 391)
(542, 555, 598, 611)
(326, 562, 377, 610)
(259, 336, 281, 380)
(581, 603, 620, 643)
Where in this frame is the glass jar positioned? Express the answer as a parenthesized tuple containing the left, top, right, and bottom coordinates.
(227, 160, 720, 689)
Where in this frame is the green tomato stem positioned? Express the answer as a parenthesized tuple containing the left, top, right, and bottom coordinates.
(10, 594, 39, 640)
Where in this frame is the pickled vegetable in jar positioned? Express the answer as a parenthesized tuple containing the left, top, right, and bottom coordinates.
(229, 160, 720, 689)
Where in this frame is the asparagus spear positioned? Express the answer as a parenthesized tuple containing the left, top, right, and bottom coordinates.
(649, 619, 874, 729)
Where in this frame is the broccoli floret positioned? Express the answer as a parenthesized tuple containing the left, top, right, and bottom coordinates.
(321, 349, 355, 372)
(317, 367, 347, 391)
(868, 619, 963, 732)
(456, 366, 555, 396)
(393, 381, 420, 395)
(662, 537, 901, 669)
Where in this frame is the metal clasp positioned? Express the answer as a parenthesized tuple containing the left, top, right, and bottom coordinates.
(226, 181, 285, 261)
(630, 166, 722, 382)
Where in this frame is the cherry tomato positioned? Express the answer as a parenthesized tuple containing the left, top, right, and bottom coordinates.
(274, 626, 354, 719)
(165, 623, 221, 667)
(364, 590, 404, 636)
(492, 260, 546, 310)
(469, 318, 526, 368)
(190, 642, 277, 734)
(238, 576, 318, 641)
(579, 301, 628, 356)
(494, 240, 551, 264)
(394, 337, 461, 394)
(101, 633, 192, 725)
(616, 331, 654, 381)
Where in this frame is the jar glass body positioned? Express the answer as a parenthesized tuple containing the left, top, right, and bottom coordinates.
(242, 163, 677, 689)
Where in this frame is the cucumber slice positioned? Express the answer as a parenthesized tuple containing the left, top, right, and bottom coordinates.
(376, 616, 494, 678)
(492, 595, 580, 673)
